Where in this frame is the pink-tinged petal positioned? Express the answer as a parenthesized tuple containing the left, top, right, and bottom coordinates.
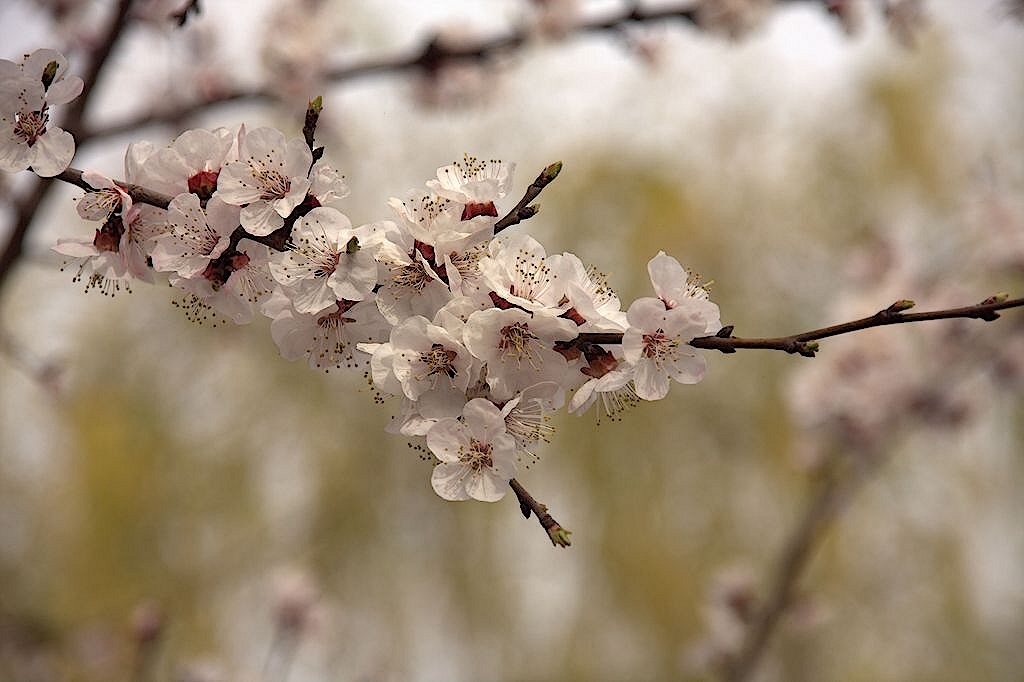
(29, 128, 75, 176)
(647, 251, 688, 306)
(0, 132, 32, 173)
(426, 420, 470, 464)
(667, 353, 707, 385)
(462, 398, 504, 442)
(241, 201, 285, 236)
(45, 76, 83, 105)
(621, 327, 644, 364)
(241, 127, 285, 165)
(283, 138, 314, 178)
(216, 163, 264, 204)
(464, 469, 508, 502)
(431, 463, 473, 501)
(52, 239, 96, 257)
(633, 359, 671, 401)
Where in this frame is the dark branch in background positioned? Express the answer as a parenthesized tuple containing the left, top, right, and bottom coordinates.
(79, 0, 841, 144)
(171, 0, 201, 27)
(0, 0, 134, 294)
(0, 0, 877, 294)
(510, 478, 572, 547)
(723, 453, 885, 682)
(578, 296, 1024, 355)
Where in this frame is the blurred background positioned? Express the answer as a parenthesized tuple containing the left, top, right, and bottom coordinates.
(1, 1, 1023, 680)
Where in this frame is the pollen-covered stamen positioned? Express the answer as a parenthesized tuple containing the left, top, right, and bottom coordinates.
(507, 247, 552, 302)
(312, 307, 358, 370)
(497, 321, 542, 368)
(419, 343, 459, 381)
(92, 213, 124, 253)
(14, 108, 48, 146)
(597, 383, 639, 423)
(253, 166, 292, 200)
(462, 438, 494, 471)
(641, 329, 679, 367)
(188, 170, 220, 200)
(390, 260, 435, 292)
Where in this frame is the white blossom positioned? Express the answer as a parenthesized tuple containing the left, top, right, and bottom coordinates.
(426, 398, 517, 502)
(268, 207, 383, 313)
(217, 126, 312, 235)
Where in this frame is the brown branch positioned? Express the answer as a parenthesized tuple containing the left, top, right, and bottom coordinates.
(578, 296, 1024, 356)
(494, 161, 561, 233)
(509, 478, 571, 547)
(723, 454, 883, 682)
(0, 0, 134, 293)
(56, 167, 173, 209)
(79, 1, 841, 144)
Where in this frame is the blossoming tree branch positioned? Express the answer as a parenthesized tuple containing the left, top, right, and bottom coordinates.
(2, 44, 1021, 549)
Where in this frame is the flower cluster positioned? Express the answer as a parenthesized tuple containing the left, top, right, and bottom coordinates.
(0, 49, 82, 177)
(39, 114, 721, 503)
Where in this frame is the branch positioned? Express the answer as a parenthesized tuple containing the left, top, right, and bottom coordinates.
(578, 296, 1024, 356)
(509, 478, 572, 547)
(0, 0, 134, 293)
(79, 1, 840, 144)
(56, 167, 173, 210)
(723, 454, 883, 682)
(494, 161, 561, 233)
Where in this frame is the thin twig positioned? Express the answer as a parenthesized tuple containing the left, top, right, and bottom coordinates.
(494, 161, 562, 233)
(509, 478, 571, 547)
(578, 296, 1024, 356)
(723, 455, 883, 682)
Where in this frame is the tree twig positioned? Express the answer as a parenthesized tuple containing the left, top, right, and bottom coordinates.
(723, 454, 883, 682)
(494, 161, 561, 233)
(509, 478, 571, 547)
(578, 296, 1024, 356)
(78, 1, 843, 144)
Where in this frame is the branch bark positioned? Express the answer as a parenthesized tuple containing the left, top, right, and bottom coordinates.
(578, 296, 1024, 356)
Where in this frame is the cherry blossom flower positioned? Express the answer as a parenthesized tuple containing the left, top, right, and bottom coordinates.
(426, 154, 514, 220)
(621, 296, 719, 401)
(266, 293, 387, 371)
(478, 233, 565, 313)
(388, 315, 477, 400)
(647, 251, 713, 310)
(172, 239, 273, 324)
(548, 252, 627, 331)
(374, 222, 453, 324)
(150, 194, 239, 278)
(500, 382, 563, 466)
(268, 207, 384, 313)
(0, 50, 82, 176)
(426, 398, 517, 502)
(129, 127, 240, 199)
(463, 307, 577, 401)
(217, 126, 312, 235)
(54, 171, 164, 292)
(0, 78, 74, 176)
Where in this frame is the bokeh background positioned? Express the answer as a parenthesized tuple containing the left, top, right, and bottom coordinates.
(1, 1, 1023, 680)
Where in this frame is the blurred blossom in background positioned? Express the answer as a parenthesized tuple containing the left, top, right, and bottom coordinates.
(1, 0, 1023, 680)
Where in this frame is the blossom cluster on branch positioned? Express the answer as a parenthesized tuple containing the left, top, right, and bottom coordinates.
(7, 50, 723, 507)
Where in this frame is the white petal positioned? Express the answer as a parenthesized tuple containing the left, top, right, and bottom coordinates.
(431, 463, 473, 501)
